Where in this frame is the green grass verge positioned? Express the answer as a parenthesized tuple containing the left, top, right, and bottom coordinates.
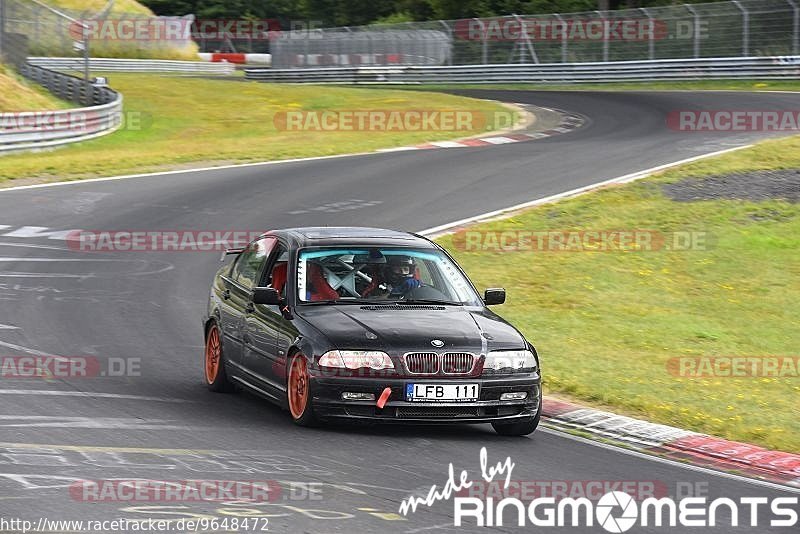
(0, 65, 70, 111)
(0, 75, 510, 185)
(387, 80, 800, 92)
(437, 135, 800, 453)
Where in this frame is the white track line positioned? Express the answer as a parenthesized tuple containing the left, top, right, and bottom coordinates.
(0, 390, 194, 403)
(417, 144, 753, 237)
(0, 152, 383, 193)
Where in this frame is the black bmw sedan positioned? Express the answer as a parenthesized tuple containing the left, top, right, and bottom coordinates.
(203, 227, 542, 436)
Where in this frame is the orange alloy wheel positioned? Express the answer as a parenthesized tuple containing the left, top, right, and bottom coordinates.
(205, 325, 221, 385)
(288, 354, 309, 419)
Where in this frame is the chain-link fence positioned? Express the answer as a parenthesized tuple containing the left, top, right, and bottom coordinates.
(0, 0, 196, 64)
(0, 0, 89, 78)
(271, 0, 800, 68)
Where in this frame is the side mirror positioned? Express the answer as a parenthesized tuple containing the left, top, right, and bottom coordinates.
(483, 288, 506, 306)
(252, 287, 281, 305)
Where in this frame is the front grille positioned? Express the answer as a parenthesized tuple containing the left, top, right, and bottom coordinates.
(405, 352, 476, 375)
(405, 353, 439, 374)
(442, 353, 475, 374)
(397, 406, 480, 418)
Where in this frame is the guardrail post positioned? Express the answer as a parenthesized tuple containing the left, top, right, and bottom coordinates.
(640, 8, 655, 60)
(788, 0, 799, 55)
(553, 14, 568, 63)
(732, 0, 749, 56)
(596, 10, 609, 62)
(685, 4, 701, 58)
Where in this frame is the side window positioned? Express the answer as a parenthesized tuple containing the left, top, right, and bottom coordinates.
(231, 238, 275, 290)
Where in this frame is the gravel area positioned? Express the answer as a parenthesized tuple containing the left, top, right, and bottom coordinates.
(663, 169, 800, 203)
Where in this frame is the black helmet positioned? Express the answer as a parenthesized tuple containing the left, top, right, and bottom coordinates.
(385, 255, 415, 286)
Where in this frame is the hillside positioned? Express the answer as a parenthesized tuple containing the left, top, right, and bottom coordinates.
(40, 0, 154, 16)
(0, 65, 67, 111)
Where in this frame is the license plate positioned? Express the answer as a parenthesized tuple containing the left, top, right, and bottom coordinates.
(406, 383, 479, 402)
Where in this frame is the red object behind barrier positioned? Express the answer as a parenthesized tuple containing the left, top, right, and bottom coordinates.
(212, 53, 247, 64)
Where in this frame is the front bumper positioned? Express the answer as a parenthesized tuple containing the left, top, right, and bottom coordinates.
(310, 374, 541, 424)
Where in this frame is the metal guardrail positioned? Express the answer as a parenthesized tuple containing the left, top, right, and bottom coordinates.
(28, 57, 235, 74)
(20, 62, 117, 105)
(245, 56, 800, 84)
(1, 63, 123, 154)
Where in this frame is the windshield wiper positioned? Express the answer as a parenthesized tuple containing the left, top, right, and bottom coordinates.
(392, 299, 463, 306)
(301, 298, 373, 306)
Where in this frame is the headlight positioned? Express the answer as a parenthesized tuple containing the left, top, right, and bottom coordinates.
(318, 350, 394, 370)
(483, 350, 538, 373)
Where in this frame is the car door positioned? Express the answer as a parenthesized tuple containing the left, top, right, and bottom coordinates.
(242, 243, 291, 395)
(219, 237, 276, 370)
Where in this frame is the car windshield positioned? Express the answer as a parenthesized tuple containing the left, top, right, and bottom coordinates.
(296, 247, 481, 305)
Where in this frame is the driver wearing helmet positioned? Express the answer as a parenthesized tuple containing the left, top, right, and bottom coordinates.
(383, 255, 421, 296)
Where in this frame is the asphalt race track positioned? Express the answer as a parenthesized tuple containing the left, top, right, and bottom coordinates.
(0, 90, 798, 533)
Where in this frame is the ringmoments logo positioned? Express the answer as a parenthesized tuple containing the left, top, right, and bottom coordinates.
(398, 448, 799, 531)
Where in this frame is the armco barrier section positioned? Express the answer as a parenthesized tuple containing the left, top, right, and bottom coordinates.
(28, 57, 235, 74)
(245, 56, 800, 84)
(1, 63, 123, 154)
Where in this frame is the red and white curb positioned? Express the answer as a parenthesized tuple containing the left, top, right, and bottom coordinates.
(543, 398, 800, 488)
(377, 109, 585, 152)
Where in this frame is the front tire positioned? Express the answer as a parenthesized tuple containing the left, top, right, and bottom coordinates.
(287, 352, 318, 427)
(492, 398, 541, 436)
(204, 322, 234, 392)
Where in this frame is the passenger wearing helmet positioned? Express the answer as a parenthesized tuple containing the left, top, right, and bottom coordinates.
(383, 255, 422, 296)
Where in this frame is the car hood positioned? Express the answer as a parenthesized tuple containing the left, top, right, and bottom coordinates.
(295, 305, 527, 353)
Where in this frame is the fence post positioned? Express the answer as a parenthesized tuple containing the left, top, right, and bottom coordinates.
(596, 10, 609, 62)
(471, 18, 487, 64)
(83, 23, 90, 82)
(480, 18, 487, 64)
(684, 4, 700, 58)
(0, 0, 5, 60)
(788, 0, 799, 55)
(513, 14, 538, 64)
(554, 13, 568, 63)
(439, 20, 452, 65)
(640, 7, 655, 60)
(732, 0, 749, 56)
(365, 31, 374, 65)
(303, 28, 309, 67)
